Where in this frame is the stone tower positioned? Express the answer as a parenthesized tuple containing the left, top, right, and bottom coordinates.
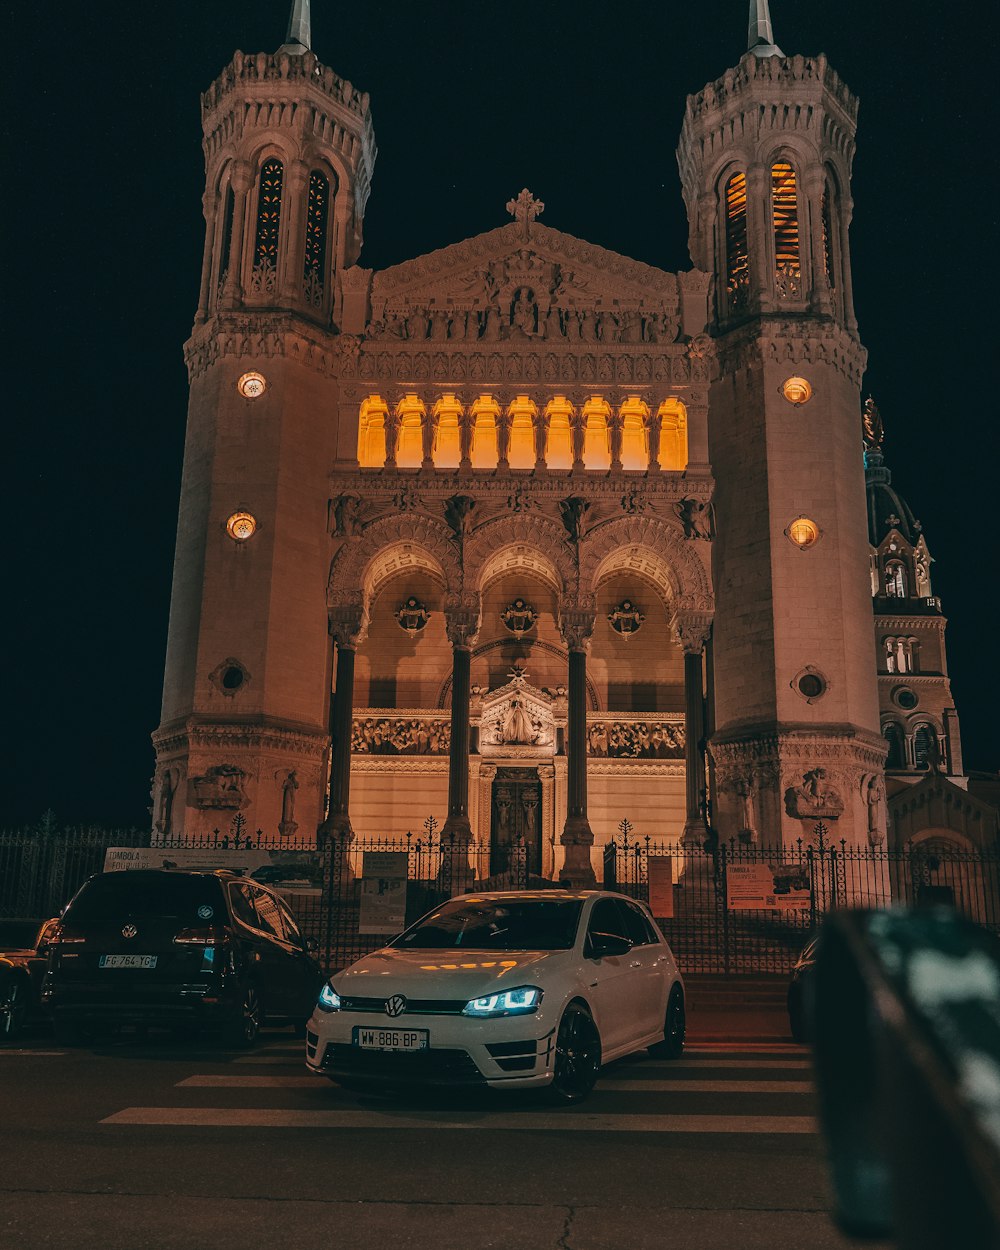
(152, 2, 377, 840)
(676, 0, 886, 846)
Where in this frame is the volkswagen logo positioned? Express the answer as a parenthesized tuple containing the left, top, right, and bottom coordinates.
(121, 924, 138, 939)
(384, 994, 407, 1018)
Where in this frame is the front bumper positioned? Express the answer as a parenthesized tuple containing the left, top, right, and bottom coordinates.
(306, 1008, 558, 1088)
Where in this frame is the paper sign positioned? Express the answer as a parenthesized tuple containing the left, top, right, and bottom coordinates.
(358, 851, 409, 934)
(647, 856, 674, 918)
(726, 862, 810, 911)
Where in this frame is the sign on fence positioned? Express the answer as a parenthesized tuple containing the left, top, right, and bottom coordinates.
(358, 851, 409, 934)
(726, 862, 810, 911)
(647, 856, 674, 918)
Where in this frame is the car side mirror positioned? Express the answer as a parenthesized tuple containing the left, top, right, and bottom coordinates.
(588, 932, 633, 959)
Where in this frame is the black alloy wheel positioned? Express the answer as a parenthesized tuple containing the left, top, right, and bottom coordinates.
(227, 984, 261, 1048)
(548, 1003, 602, 1104)
(650, 984, 686, 1059)
(0, 976, 28, 1041)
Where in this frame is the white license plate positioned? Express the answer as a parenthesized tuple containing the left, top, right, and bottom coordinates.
(353, 1027, 429, 1052)
(99, 954, 158, 969)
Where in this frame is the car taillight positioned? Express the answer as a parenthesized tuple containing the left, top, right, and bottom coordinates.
(173, 928, 223, 946)
(49, 925, 84, 945)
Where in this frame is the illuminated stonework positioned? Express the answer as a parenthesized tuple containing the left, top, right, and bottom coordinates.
(226, 511, 257, 542)
(785, 516, 820, 549)
(237, 371, 267, 399)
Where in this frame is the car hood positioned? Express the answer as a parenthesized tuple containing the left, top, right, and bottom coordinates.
(334, 947, 568, 1001)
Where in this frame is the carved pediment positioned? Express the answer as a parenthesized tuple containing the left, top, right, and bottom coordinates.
(365, 222, 682, 347)
(477, 670, 556, 753)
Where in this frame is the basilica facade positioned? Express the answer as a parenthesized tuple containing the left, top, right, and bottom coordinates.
(152, 4, 977, 879)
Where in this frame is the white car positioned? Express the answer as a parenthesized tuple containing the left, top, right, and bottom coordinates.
(306, 890, 685, 1102)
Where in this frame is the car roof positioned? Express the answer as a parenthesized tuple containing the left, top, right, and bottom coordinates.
(449, 890, 635, 902)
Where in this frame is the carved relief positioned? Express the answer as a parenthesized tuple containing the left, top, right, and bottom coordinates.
(352, 717, 451, 755)
(783, 768, 845, 821)
(190, 764, 248, 811)
(587, 721, 684, 759)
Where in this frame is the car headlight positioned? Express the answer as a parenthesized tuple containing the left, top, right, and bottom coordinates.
(462, 986, 542, 1018)
(317, 981, 341, 1012)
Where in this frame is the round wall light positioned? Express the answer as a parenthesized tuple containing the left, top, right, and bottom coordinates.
(237, 371, 267, 399)
(226, 511, 258, 542)
(785, 516, 821, 549)
(781, 376, 813, 406)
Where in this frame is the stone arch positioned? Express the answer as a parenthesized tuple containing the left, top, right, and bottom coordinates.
(580, 515, 712, 608)
(328, 514, 460, 608)
(465, 514, 575, 596)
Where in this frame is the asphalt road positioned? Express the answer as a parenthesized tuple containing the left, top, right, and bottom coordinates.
(0, 1027, 888, 1250)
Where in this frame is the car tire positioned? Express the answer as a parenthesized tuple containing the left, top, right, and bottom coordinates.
(649, 985, 686, 1059)
(0, 975, 28, 1042)
(547, 1003, 602, 1104)
(225, 984, 261, 1049)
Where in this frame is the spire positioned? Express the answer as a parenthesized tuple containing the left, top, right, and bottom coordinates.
(279, 0, 311, 54)
(747, 0, 783, 58)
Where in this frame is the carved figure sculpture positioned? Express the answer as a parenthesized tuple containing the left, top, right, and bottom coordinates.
(560, 496, 590, 542)
(332, 493, 362, 537)
(862, 396, 885, 452)
(676, 497, 713, 540)
(444, 493, 476, 539)
(784, 768, 845, 820)
(191, 764, 246, 810)
(279, 770, 299, 838)
(866, 774, 886, 845)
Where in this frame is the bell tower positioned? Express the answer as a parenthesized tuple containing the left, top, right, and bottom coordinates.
(677, 1, 886, 847)
(152, 1, 377, 840)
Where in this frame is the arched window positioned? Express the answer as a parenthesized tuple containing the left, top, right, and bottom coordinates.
(723, 171, 749, 311)
(821, 181, 835, 288)
(771, 161, 800, 296)
(914, 725, 937, 770)
(883, 722, 905, 770)
(251, 158, 284, 292)
(216, 184, 235, 296)
(303, 170, 330, 305)
(884, 560, 908, 598)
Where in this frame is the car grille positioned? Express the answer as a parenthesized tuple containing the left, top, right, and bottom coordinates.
(321, 1044, 483, 1085)
(339, 995, 466, 1016)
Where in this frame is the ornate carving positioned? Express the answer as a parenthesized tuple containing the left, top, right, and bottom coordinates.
(862, 396, 884, 453)
(587, 720, 684, 758)
(500, 598, 538, 638)
(784, 768, 845, 821)
(328, 593, 368, 649)
(559, 601, 597, 651)
(607, 599, 645, 638)
(278, 770, 299, 839)
(865, 773, 886, 847)
(559, 496, 590, 542)
(479, 669, 555, 749)
(330, 493, 362, 537)
(352, 717, 451, 755)
(670, 610, 713, 654)
(445, 592, 482, 648)
(506, 189, 545, 240)
(395, 596, 430, 635)
(675, 497, 714, 540)
(444, 493, 476, 539)
(190, 764, 247, 811)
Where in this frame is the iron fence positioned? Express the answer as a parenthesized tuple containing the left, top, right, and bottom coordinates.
(603, 834, 1000, 974)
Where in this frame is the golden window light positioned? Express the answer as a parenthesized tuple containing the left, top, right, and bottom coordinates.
(237, 371, 267, 399)
(781, 376, 813, 406)
(786, 516, 820, 549)
(226, 511, 258, 542)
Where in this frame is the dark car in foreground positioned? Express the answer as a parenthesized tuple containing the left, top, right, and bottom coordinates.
(43, 869, 324, 1046)
(787, 937, 818, 1043)
(1, 918, 59, 1040)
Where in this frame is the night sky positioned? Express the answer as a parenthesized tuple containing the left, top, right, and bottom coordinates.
(6, 1, 998, 828)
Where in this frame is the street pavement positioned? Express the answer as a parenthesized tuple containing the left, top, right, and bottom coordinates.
(0, 1024, 890, 1250)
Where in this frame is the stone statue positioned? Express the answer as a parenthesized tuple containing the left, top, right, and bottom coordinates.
(862, 397, 885, 452)
(501, 695, 537, 745)
(511, 288, 539, 339)
(866, 774, 886, 846)
(676, 497, 713, 540)
(734, 776, 756, 842)
(559, 496, 589, 542)
(444, 494, 476, 539)
(279, 770, 299, 838)
(191, 764, 246, 811)
(332, 493, 362, 537)
(156, 769, 175, 837)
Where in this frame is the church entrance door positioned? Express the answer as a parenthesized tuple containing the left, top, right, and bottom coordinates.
(491, 768, 542, 877)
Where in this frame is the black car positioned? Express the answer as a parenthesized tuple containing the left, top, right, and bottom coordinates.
(787, 937, 818, 1043)
(42, 870, 324, 1046)
(1, 918, 59, 1040)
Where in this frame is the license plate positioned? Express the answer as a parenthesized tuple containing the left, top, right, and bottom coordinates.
(99, 954, 158, 969)
(353, 1027, 429, 1052)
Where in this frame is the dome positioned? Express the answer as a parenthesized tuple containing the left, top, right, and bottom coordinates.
(865, 451, 922, 547)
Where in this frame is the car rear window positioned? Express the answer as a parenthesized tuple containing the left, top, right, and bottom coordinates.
(391, 898, 584, 951)
(63, 872, 225, 924)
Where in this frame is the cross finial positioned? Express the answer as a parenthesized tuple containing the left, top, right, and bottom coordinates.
(507, 663, 529, 684)
(506, 189, 544, 240)
(747, 0, 783, 57)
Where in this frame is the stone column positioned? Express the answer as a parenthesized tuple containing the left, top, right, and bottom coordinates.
(196, 190, 218, 324)
(221, 160, 252, 307)
(746, 162, 771, 312)
(280, 159, 309, 305)
(443, 596, 482, 840)
(318, 599, 368, 844)
(559, 602, 597, 885)
(383, 402, 402, 469)
(538, 764, 556, 879)
(672, 612, 713, 847)
(458, 399, 475, 472)
(803, 167, 833, 316)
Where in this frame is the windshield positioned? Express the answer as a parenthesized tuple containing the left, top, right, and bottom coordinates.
(64, 872, 225, 924)
(390, 897, 584, 951)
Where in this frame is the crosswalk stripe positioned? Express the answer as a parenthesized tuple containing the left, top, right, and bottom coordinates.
(178, 1073, 812, 1094)
(614, 1059, 811, 1071)
(101, 1106, 817, 1133)
(0, 1050, 65, 1057)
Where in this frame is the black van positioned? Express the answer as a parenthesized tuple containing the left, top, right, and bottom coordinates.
(43, 870, 324, 1046)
